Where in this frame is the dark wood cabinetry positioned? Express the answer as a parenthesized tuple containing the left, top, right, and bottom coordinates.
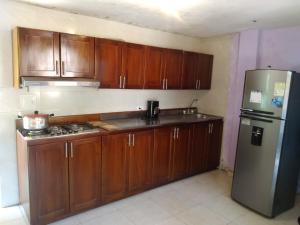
(26, 136, 101, 225)
(144, 46, 164, 89)
(101, 133, 128, 202)
(95, 39, 123, 88)
(14, 27, 213, 89)
(18, 119, 222, 225)
(128, 130, 154, 193)
(182, 51, 213, 90)
(171, 125, 191, 180)
(69, 137, 101, 213)
(60, 33, 95, 78)
(153, 125, 191, 184)
(18, 28, 60, 77)
(163, 49, 183, 89)
(102, 130, 154, 201)
(207, 120, 223, 170)
(122, 43, 146, 89)
(144, 47, 183, 89)
(14, 27, 95, 87)
(189, 122, 209, 175)
(29, 142, 69, 225)
(198, 54, 214, 89)
(153, 127, 174, 185)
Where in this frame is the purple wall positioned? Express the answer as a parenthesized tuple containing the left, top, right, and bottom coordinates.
(225, 26, 300, 192)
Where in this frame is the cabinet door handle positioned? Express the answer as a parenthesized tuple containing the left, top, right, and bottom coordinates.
(166, 78, 168, 90)
(132, 134, 135, 147)
(65, 142, 68, 158)
(198, 80, 201, 89)
(173, 128, 176, 139)
(55, 60, 59, 75)
(128, 133, 131, 147)
(195, 80, 198, 89)
(61, 61, 65, 75)
(119, 76, 122, 89)
(162, 78, 165, 89)
(176, 128, 179, 139)
(70, 142, 74, 158)
(123, 76, 126, 89)
(211, 123, 214, 133)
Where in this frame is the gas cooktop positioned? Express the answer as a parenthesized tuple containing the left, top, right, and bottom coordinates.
(20, 123, 100, 140)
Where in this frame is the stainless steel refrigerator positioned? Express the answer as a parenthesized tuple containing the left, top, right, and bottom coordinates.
(232, 70, 300, 217)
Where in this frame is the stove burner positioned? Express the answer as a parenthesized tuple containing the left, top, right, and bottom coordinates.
(20, 122, 98, 139)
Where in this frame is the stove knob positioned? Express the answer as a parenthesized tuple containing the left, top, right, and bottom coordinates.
(74, 130, 78, 133)
(62, 130, 67, 135)
(50, 132, 54, 136)
(69, 130, 73, 133)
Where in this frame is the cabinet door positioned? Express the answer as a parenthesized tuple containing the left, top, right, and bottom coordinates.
(199, 54, 213, 89)
(102, 133, 128, 202)
(29, 142, 69, 225)
(182, 51, 199, 89)
(207, 120, 223, 171)
(69, 137, 101, 213)
(122, 43, 145, 89)
(60, 33, 95, 78)
(163, 49, 183, 89)
(171, 125, 191, 180)
(153, 127, 173, 185)
(19, 28, 60, 77)
(189, 122, 209, 175)
(144, 46, 164, 89)
(95, 39, 122, 88)
(128, 130, 154, 193)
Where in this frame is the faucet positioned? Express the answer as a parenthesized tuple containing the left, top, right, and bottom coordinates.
(183, 99, 198, 114)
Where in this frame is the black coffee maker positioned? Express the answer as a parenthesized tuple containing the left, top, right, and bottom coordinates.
(146, 100, 160, 119)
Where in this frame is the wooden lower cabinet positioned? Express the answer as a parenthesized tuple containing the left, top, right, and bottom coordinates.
(128, 130, 154, 193)
(29, 142, 69, 225)
(27, 136, 101, 225)
(207, 120, 223, 170)
(189, 122, 209, 175)
(69, 137, 101, 213)
(101, 133, 128, 203)
(171, 125, 191, 180)
(101, 130, 154, 201)
(153, 127, 174, 185)
(20, 120, 223, 225)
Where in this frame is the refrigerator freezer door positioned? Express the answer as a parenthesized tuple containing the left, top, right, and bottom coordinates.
(242, 70, 292, 119)
(232, 116, 285, 217)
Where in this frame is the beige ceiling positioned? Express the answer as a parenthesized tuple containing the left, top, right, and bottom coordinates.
(15, 0, 300, 37)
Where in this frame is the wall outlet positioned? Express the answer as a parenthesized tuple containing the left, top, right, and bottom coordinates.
(137, 106, 143, 110)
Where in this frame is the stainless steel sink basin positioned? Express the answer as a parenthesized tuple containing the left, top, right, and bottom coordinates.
(195, 113, 208, 119)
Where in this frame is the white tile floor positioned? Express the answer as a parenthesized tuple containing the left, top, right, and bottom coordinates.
(1, 170, 299, 225)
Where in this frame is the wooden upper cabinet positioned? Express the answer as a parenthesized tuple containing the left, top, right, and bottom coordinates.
(18, 28, 60, 77)
(69, 137, 101, 213)
(29, 141, 69, 225)
(163, 49, 183, 89)
(95, 39, 123, 88)
(144, 46, 164, 89)
(199, 54, 213, 89)
(122, 43, 146, 89)
(182, 51, 213, 90)
(182, 51, 199, 89)
(101, 133, 128, 203)
(60, 33, 95, 78)
(128, 130, 154, 193)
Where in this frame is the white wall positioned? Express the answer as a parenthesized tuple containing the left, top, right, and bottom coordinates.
(0, 1, 235, 206)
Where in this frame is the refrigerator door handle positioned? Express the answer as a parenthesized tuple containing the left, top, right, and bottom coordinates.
(240, 115, 273, 123)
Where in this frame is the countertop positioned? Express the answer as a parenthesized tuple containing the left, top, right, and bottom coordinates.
(92, 113, 223, 132)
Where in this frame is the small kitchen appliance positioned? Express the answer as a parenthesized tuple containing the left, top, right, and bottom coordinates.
(232, 69, 300, 217)
(146, 100, 160, 119)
